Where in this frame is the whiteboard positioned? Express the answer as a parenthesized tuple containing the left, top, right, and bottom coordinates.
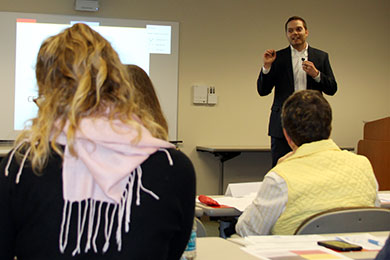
(0, 12, 179, 141)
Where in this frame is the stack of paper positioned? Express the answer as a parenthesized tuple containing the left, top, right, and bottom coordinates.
(241, 235, 350, 259)
(233, 234, 387, 260)
(212, 195, 256, 212)
(379, 193, 390, 203)
(242, 246, 352, 260)
(225, 182, 262, 197)
(204, 181, 262, 211)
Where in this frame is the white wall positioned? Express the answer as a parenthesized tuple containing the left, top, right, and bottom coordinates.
(1, 0, 389, 194)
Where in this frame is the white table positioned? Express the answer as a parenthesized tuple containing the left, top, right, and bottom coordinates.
(198, 191, 390, 217)
(0, 145, 12, 157)
(197, 237, 259, 260)
(227, 231, 390, 260)
(379, 190, 390, 208)
(195, 207, 204, 218)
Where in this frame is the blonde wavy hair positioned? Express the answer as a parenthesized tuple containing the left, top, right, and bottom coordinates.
(16, 23, 168, 173)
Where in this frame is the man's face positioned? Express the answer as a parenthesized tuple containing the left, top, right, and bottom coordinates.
(286, 19, 308, 49)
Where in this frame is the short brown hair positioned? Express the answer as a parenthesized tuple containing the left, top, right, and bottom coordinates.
(285, 16, 307, 31)
(126, 65, 168, 136)
(281, 90, 332, 146)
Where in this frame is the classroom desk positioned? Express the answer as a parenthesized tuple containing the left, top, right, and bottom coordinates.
(197, 190, 390, 218)
(195, 207, 204, 218)
(0, 145, 12, 158)
(196, 196, 242, 217)
(227, 231, 389, 260)
(197, 237, 259, 260)
(380, 190, 390, 209)
(196, 146, 270, 194)
(197, 203, 241, 217)
(196, 145, 355, 194)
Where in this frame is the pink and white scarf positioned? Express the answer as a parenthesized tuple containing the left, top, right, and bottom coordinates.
(6, 118, 174, 255)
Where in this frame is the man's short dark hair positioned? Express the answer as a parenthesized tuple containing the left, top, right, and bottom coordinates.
(285, 16, 307, 31)
(281, 90, 332, 146)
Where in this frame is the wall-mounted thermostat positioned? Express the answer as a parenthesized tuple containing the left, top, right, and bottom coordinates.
(193, 85, 208, 104)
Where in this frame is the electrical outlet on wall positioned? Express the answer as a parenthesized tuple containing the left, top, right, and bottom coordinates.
(208, 86, 217, 105)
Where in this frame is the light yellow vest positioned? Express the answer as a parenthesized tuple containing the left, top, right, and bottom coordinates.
(271, 139, 377, 235)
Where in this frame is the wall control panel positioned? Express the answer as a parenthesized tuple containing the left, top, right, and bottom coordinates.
(193, 85, 218, 105)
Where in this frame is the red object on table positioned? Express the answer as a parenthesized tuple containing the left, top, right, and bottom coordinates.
(198, 195, 220, 206)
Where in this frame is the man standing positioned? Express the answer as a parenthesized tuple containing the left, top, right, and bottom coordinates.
(258, 16, 337, 166)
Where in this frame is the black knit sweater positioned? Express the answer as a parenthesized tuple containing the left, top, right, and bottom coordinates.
(0, 148, 195, 260)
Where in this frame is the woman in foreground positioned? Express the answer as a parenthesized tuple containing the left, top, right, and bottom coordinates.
(0, 23, 195, 260)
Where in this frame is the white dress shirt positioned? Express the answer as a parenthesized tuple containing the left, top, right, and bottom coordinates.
(291, 45, 308, 92)
(235, 172, 287, 236)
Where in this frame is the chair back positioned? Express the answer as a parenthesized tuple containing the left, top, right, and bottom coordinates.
(195, 217, 207, 237)
(295, 207, 390, 235)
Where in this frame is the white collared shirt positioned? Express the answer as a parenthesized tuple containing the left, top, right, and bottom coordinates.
(291, 44, 308, 92)
(235, 172, 287, 236)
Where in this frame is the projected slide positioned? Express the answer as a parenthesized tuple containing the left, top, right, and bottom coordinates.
(0, 12, 178, 141)
(14, 21, 171, 130)
(14, 22, 69, 130)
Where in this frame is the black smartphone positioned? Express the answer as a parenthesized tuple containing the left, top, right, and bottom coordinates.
(317, 240, 363, 252)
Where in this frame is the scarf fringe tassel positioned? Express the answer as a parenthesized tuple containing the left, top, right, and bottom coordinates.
(5, 145, 174, 255)
(58, 162, 171, 255)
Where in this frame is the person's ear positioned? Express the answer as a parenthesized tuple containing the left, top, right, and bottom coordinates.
(283, 128, 298, 150)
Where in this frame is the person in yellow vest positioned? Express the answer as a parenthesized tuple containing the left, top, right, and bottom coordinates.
(236, 89, 379, 236)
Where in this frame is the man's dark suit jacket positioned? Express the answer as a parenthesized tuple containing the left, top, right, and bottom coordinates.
(257, 46, 337, 138)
